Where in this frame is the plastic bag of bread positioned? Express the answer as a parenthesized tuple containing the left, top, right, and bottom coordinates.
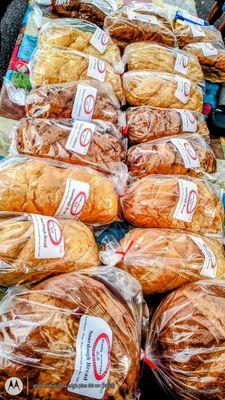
(121, 175, 224, 234)
(104, 3, 177, 49)
(123, 42, 204, 85)
(127, 134, 216, 178)
(0, 79, 26, 121)
(11, 118, 127, 173)
(0, 212, 99, 286)
(39, 19, 124, 74)
(184, 42, 225, 83)
(51, 0, 118, 27)
(25, 80, 124, 127)
(29, 45, 124, 104)
(125, 107, 209, 143)
(100, 228, 225, 295)
(0, 157, 124, 225)
(0, 266, 142, 399)
(174, 18, 224, 49)
(145, 280, 225, 399)
(122, 71, 203, 111)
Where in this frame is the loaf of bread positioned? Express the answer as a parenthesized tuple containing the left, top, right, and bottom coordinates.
(100, 228, 225, 295)
(184, 42, 225, 83)
(30, 45, 124, 103)
(26, 81, 123, 127)
(122, 71, 203, 111)
(125, 106, 209, 143)
(104, 3, 177, 49)
(123, 42, 204, 84)
(0, 159, 120, 225)
(122, 175, 223, 234)
(0, 267, 142, 399)
(51, 0, 118, 27)
(127, 134, 216, 178)
(40, 19, 123, 73)
(174, 19, 224, 48)
(13, 118, 126, 172)
(147, 280, 225, 399)
(0, 213, 99, 286)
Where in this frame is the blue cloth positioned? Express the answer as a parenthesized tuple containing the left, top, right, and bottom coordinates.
(95, 222, 129, 245)
(204, 82, 220, 109)
(17, 34, 38, 61)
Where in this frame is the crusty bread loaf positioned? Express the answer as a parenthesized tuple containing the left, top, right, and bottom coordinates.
(30, 45, 124, 103)
(0, 214, 99, 286)
(104, 4, 177, 49)
(125, 107, 209, 143)
(184, 42, 225, 83)
(122, 175, 223, 234)
(123, 42, 204, 84)
(147, 280, 225, 399)
(0, 159, 119, 225)
(14, 118, 126, 172)
(122, 71, 203, 111)
(111, 228, 225, 295)
(0, 267, 142, 399)
(174, 19, 224, 48)
(127, 134, 216, 178)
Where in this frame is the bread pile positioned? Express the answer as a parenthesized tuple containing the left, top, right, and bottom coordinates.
(0, 3, 225, 399)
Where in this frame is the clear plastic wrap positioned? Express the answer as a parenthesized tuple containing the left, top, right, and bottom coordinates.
(104, 3, 177, 49)
(174, 18, 225, 49)
(127, 134, 216, 178)
(121, 175, 224, 234)
(29, 45, 124, 104)
(100, 228, 225, 295)
(184, 42, 225, 84)
(51, 0, 119, 27)
(0, 80, 27, 121)
(125, 106, 209, 143)
(0, 266, 143, 399)
(123, 42, 204, 85)
(39, 19, 124, 74)
(11, 118, 127, 173)
(0, 212, 99, 286)
(0, 157, 126, 225)
(25, 80, 124, 127)
(146, 280, 225, 399)
(122, 71, 203, 111)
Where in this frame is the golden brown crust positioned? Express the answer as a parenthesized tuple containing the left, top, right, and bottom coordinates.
(0, 216, 99, 286)
(122, 175, 223, 234)
(123, 42, 203, 84)
(125, 107, 209, 143)
(127, 135, 216, 178)
(15, 118, 126, 172)
(149, 281, 225, 399)
(122, 71, 203, 111)
(174, 19, 224, 49)
(117, 228, 225, 295)
(0, 159, 119, 225)
(0, 270, 141, 399)
(104, 5, 176, 49)
(30, 45, 124, 103)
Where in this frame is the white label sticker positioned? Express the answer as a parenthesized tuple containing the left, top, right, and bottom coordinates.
(55, 179, 90, 219)
(175, 76, 191, 104)
(72, 84, 97, 121)
(90, 27, 110, 54)
(192, 43, 218, 57)
(190, 235, 217, 278)
(189, 23, 206, 37)
(127, 10, 158, 24)
(173, 179, 198, 222)
(178, 110, 197, 132)
(68, 315, 112, 399)
(174, 53, 189, 75)
(31, 214, 64, 259)
(171, 138, 200, 168)
(87, 56, 106, 83)
(66, 121, 95, 155)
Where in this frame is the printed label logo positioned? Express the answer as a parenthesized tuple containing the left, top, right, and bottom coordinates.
(72, 84, 97, 121)
(47, 219, 63, 246)
(92, 333, 111, 380)
(84, 94, 95, 115)
(66, 120, 95, 156)
(70, 191, 87, 216)
(183, 142, 197, 160)
(178, 110, 197, 132)
(5, 377, 23, 396)
(187, 189, 198, 214)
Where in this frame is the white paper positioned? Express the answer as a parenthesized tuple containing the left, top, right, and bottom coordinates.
(127, 10, 158, 24)
(90, 27, 110, 54)
(189, 23, 206, 38)
(87, 56, 106, 83)
(173, 179, 198, 222)
(192, 43, 218, 57)
(178, 110, 197, 132)
(66, 120, 95, 155)
(72, 84, 97, 121)
(190, 235, 217, 278)
(171, 138, 200, 168)
(55, 179, 90, 219)
(175, 76, 191, 104)
(174, 53, 189, 75)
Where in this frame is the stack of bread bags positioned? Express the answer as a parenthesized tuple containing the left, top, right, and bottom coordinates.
(0, 1, 225, 400)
